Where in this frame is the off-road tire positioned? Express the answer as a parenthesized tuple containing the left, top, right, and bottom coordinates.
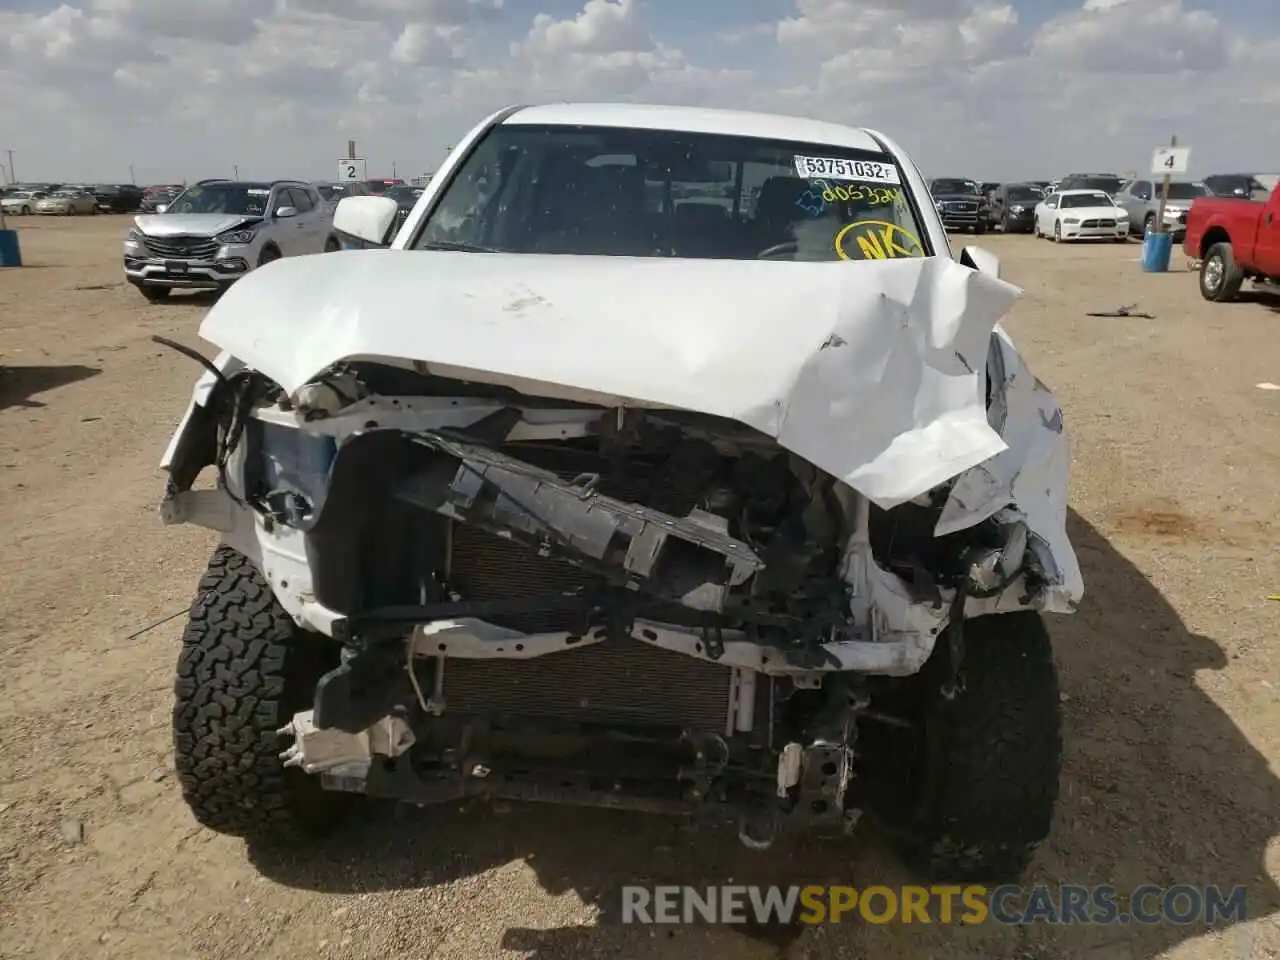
(897, 611, 1061, 882)
(257, 246, 282, 267)
(139, 285, 170, 302)
(173, 546, 350, 840)
(1199, 241, 1245, 303)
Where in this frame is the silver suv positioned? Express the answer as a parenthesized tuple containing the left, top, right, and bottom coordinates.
(123, 179, 340, 301)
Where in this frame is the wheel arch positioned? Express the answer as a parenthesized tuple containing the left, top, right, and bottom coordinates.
(256, 241, 283, 265)
(1199, 225, 1231, 258)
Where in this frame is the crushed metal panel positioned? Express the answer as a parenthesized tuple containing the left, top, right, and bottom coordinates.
(394, 432, 763, 611)
(197, 251, 1021, 508)
(936, 328, 1083, 612)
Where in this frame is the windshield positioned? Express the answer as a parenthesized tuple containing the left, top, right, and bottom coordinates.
(1165, 182, 1208, 200)
(1006, 187, 1042, 202)
(1068, 177, 1123, 194)
(931, 179, 979, 195)
(412, 124, 929, 262)
(1061, 193, 1113, 209)
(165, 183, 271, 216)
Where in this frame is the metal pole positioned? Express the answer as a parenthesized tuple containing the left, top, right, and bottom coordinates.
(1154, 134, 1176, 235)
(234, 164, 240, 179)
(5, 150, 14, 183)
(129, 165, 136, 184)
(348, 140, 357, 161)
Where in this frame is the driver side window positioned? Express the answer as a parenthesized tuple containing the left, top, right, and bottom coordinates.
(418, 136, 510, 247)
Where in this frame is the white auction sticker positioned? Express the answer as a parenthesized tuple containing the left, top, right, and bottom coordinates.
(794, 155, 901, 185)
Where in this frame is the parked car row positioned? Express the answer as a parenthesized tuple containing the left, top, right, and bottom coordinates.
(927, 169, 1277, 242)
(1, 182, 178, 214)
(1, 183, 97, 215)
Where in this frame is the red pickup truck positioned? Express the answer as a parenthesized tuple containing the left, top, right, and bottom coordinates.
(1183, 185, 1280, 301)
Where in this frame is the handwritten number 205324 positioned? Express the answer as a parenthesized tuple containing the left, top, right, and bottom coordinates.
(815, 181, 903, 206)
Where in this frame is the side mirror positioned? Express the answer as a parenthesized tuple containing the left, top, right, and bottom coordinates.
(155, 204, 168, 214)
(959, 245, 1001, 279)
(274, 205, 298, 219)
(333, 195, 400, 248)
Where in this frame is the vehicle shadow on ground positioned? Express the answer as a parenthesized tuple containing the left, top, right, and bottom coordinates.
(249, 510, 1280, 959)
(1237, 288, 1280, 312)
(0, 364, 100, 410)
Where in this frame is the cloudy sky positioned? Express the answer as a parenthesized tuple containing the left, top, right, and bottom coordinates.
(1, 0, 1276, 185)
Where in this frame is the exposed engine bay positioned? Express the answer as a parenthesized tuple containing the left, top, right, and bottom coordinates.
(160, 334, 1078, 846)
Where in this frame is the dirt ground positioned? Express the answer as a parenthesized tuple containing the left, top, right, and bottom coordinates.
(1, 215, 1278, 960)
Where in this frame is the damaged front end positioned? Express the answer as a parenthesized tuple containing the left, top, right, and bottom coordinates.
(160, 323, 1080, 847)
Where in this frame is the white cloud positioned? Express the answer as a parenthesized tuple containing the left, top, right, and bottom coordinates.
(391, 22, 468, 64)
(0, 0, 1275, 185)
(1032, 0, 1227, 72)
(521, 0, 651, 58)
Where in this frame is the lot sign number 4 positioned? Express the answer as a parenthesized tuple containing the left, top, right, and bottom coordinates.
(1151, 146, 1190, 175)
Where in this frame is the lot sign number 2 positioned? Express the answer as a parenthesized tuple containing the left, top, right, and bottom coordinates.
(337, 158, 368, 182)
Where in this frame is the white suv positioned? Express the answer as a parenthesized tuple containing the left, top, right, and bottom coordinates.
(123, 179, 340, 301)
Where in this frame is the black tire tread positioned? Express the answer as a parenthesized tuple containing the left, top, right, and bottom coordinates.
(908, 611, 1062, 882)
(173, 546, 347, 839)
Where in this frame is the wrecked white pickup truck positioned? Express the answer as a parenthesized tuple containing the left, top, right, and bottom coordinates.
(160, 103, 1082, 881)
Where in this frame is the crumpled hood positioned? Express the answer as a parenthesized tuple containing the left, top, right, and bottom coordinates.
(199, 250, 1022, 509)
(134, 213, 258, 237)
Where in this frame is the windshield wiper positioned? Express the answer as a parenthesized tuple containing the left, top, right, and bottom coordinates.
(418, 240, 498, 253)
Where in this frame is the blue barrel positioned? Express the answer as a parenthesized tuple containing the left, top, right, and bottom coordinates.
(0, 229, 20, 267)
(1141, 230, 1172, 273)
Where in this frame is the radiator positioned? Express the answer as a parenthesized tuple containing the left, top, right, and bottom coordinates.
(443, 520, 739, 732)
